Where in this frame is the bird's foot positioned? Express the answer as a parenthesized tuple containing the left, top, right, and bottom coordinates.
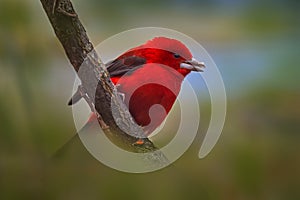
(115, 84, 125, 101)
(133, 138, 145, 146)
(118, 92, 125, 101)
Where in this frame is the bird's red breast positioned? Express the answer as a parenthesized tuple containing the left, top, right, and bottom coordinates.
(111, 63, 185, 134)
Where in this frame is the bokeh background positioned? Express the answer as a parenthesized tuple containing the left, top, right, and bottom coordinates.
(0, 0, 299, 199)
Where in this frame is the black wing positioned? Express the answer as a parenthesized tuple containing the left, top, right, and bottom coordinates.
(106, 56, 146, 77)
(68, 56, 146, 106)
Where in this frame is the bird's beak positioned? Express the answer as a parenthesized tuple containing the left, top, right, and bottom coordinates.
(180, 58, 205, 72)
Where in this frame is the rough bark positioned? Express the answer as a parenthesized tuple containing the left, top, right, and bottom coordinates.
(40, 0, 168, 164)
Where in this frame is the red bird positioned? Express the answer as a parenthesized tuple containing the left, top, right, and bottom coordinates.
(70, 37, 205, 136)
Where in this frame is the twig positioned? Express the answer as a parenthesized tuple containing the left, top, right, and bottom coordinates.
(40, 0, 168, 164)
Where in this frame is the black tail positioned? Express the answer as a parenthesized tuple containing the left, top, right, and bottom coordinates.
(67, 87, 83, 106)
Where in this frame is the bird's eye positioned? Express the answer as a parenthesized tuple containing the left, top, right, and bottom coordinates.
(174, 53, 180, 58)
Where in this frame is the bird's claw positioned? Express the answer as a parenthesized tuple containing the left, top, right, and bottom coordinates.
(133, 138, 145, 146)
(118, 92, 125, 101)
(115, 84, 125, 101)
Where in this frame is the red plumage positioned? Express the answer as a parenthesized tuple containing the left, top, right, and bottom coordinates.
(72, 37, 205, 136)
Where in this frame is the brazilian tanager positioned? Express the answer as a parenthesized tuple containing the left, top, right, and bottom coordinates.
(70, 37, 205, 138)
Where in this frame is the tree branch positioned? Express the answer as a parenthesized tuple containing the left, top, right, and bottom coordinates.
(40, 0, 168, 164)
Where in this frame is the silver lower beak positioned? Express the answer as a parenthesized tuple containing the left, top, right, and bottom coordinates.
(180, 58, 205, 72)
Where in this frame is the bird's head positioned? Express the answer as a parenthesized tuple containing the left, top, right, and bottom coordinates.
(132, 37, 205, 76)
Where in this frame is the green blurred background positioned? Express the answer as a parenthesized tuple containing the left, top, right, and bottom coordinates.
(0, 0, 299, 199)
